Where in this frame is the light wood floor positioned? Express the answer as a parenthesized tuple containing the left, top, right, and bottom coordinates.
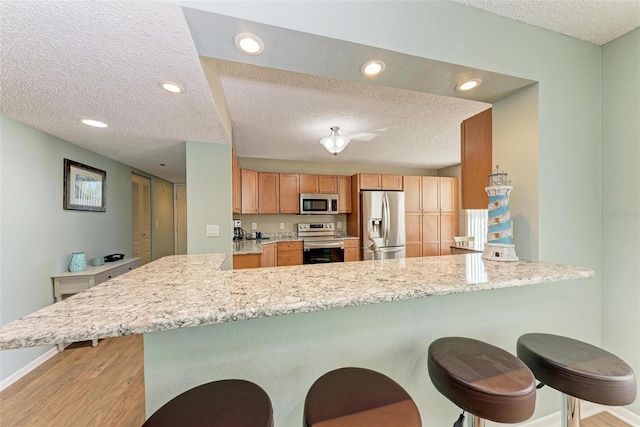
(0, 335, 145, 427)
(0, 335, 632, 426)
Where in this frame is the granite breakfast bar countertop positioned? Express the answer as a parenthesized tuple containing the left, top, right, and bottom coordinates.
(0, 253, 594, 350)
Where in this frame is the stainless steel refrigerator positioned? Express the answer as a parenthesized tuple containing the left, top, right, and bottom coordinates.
(361, 191, 406, 260)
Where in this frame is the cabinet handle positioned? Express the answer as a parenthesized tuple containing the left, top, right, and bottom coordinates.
(288, 258, 293, 261)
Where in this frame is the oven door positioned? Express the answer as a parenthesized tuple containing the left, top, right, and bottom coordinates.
(303, 246, 345, 264)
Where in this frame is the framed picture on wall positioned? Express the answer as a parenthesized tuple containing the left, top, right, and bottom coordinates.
(63, 159, 106, 212)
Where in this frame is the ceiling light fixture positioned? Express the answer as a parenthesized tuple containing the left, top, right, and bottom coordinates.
(81, 119, 108, 128)
(234, 33, 264, 55)
(361, 60, 386, 77)
(160, 81, 185, 94)
(456, 78, 482, 91)
(320, 126, 351, 156)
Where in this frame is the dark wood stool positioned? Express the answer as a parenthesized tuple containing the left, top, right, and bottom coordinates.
(143, 379, 273, 427)
(517, 333, 637, 427)
(428, 337, 536, 426)
(304, 367, 421, 426)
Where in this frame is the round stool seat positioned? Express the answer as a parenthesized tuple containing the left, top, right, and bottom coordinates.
(428, 337, 536, 424)
(143, 379, 273, 427)
(517, 333, 637, 406)
(304, 367, 421, 427)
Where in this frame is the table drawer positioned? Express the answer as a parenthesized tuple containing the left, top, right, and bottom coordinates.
(94, 270, 118, 285)
(57, 277, 91, 295)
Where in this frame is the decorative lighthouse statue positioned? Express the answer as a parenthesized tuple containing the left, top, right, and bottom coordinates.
(482, 165, 519, 262)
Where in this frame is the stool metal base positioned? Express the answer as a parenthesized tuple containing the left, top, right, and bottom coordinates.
(467, 415, 485, 427)
(562, 393, 580, 427)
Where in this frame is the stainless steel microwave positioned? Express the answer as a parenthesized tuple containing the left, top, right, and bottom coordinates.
(300, 193, 339, 214)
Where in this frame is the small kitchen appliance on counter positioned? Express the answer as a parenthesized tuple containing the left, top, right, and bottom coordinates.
(298, 222, 344, 264)
(233, 220, 245, 241)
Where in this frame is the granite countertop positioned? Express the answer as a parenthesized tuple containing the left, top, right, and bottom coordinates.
(0, 253, 594, 350)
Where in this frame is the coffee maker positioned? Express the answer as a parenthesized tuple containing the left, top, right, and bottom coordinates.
(233, 220, 244, 240)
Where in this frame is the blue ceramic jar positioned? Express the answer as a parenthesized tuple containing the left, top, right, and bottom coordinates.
(68, 252, 87, 272)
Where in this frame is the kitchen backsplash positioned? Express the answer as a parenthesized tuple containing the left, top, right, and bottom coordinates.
(233, 213, 347, 234)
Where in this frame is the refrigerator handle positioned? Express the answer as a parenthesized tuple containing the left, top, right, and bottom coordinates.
(383, 195, 389, 243)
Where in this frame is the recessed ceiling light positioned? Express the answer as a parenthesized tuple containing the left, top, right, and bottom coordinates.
(456, 78, 482, 91)
(361, 60, 386, 77)
(234, 33, 264, 55)
(160, 81, 185, 94)
(81, 119, 108, 128)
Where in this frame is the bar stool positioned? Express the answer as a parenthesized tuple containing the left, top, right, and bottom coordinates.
(428, 337, 536, 426)
(517, 333, 637, 427)
(143, 379, 273, 427)
(304, 367, 421, 426)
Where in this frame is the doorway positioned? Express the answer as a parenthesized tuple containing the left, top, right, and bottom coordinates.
(174, 184, 187, 255)
(131, 174, 151, 265)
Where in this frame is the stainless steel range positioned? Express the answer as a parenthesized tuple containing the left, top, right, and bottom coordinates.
(297, 223, 345, 264)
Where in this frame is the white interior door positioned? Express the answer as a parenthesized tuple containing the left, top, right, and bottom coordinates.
(132, 174, 152, 265)
(175, 184, 187, 255)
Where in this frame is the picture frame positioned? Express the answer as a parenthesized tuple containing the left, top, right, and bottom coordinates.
(63, 159, 106, 212)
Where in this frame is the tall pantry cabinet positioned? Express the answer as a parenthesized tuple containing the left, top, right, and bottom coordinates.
(404, 176, 458, 257)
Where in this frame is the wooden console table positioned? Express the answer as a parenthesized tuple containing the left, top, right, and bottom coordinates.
(51, 257, 140, 351)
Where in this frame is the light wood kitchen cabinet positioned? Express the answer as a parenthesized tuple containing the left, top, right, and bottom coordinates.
(260, 243, 277, 267)
(277, 241, 303, 266)
(279, 174, 300, 213)
(343, 239, 360, 262)
(337, 175, 352, 213)
(461, 108, 492, 209)
(232, 150, 241, 214)
(403, 175, 458, 257)
(241, 169, 259, 214)
(258, 172, 280, 214)
(318, 175, 338, 193)
(233, 254, 260, 269)
(359, 174, 403, 190)
(300, 174, 338, 194)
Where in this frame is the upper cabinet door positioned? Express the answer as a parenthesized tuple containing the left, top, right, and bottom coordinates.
(461, 108, 492, 209)
(299, 174, 318, 194)
(381, 174, 403, 190)
(258, 172, 280, 213)
(439, 177, 457, 212)
(337, 175, 351, 213)
(421, 177, 440, 212)
(318, 175, 338, 194)
(279, 174, 300, 213)
(241, 169, 259, 214)
(359, 173, 382, 190)
(403, 176, 422, 213)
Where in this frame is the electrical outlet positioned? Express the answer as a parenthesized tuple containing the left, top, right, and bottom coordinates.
(251, 222, 257, 230)
(280, 223, 285, 229)
(337, 221, 342, 228)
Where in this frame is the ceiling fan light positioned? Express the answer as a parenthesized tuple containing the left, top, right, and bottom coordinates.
(235, 33, 264, 55)
(361, 60, 386, 77)
(320, 126, 351, 155)
(456, 78, 482, 91)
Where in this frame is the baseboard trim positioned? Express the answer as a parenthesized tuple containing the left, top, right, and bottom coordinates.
(0, 347, 58, 392)
(520, 402, 640, 427)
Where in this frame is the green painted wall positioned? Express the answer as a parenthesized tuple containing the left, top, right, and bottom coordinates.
(0, 116, 133, 382)
(492, 84, 539, 260)
(147, 1, 607, 424)
(185, 141, 232, 269)
(601, 27, 640, 414)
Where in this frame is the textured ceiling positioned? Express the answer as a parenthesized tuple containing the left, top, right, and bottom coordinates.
(1, 1, 638, 183)
(454, 0, 640, 45)
(216, 60, 490, 169)
(0, 0, 227, 183)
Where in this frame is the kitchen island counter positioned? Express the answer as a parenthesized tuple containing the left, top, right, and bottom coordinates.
(0, 253, 593, 350)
